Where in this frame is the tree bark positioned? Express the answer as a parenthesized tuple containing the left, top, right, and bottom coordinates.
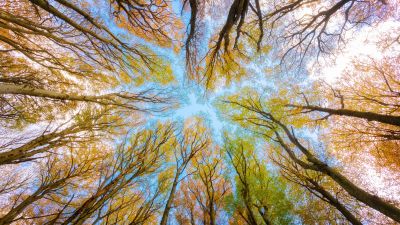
(257, 205, 271, 225)
(0, 194, 42, 224)
(0, 178, 67, 225)
(309, 180, 362, 225)
(160, 169, 181, 225)
(0, 125, 78, 165)
(209, 202, 216, 225)
(243, 197, 258, 225)
(277, 121, 400, 223)
(322, 165, 400, 223)
(0, 83, 163, 111)
(288, 104, 400, 127)
(0, 83, 105, 103)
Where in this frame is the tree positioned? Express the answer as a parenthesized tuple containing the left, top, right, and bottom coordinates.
(0, 0, 176, 129)
(0, 107, 125, 165)
(0, 147, 103, 224)
(183, 0, 393, 88)
(1, 0, 399, 224)
(0, 81, 171, 125)
(174, 146, 231, 225)
(59, 123, 174, 224)
(271, 149, 362, 225)
(286, 56, 400, 172)
(112, 0, 182, 49)
(0, 123, 174, 224)
(224, 136, 294, 225)
(1, 0, 177, 73)
(160, 118, 211, 225)
(223, 95, 400, 222)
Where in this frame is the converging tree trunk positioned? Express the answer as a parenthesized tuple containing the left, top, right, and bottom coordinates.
(287, 104, 400, 127)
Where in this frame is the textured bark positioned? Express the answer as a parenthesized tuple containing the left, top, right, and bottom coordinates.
(209, 201, 216, 225)
(227, 100, 400, 223)
(322, 166, 400, 223)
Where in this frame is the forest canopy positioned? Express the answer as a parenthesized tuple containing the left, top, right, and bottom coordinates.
(0, 0, 399, 224)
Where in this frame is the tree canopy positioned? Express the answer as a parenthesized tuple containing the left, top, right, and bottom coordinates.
(0, 0, 399, 224)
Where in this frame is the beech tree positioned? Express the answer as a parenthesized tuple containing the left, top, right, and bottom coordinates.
(271, 150, 362, 225)
(224, 136, 294, 225)
(182, 0, 393, 88)
(1, 0, 178, 72)
(286, 56, 400, 172)
(0, 107, 128, 165)
(223, 94, 400, 222)
(0, 0, 176, 129)
(0, 146, 103, 224)
(59, 124, 174, 224)
(173, 147, 231, 225)
(160, 118, 211, 225)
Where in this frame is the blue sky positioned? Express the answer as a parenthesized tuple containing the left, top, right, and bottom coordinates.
(95, 0, 232, 142)
(98, 0, 313, 146)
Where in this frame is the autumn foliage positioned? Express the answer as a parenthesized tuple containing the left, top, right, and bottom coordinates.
(0, 0, 399, 224)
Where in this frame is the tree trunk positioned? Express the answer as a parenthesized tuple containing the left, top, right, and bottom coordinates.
(310, 180, 362, 225)
(257, 205, 271, 225)
(0, 194, 41, 225)
(0, 125, 77, 165)
(242, 189, 258, 225)
(160, 169, 180, 225)
(209, 203, 216, 225)
(279, 124, 400, 222)
(273, 119, 400, 223)
(0, 83, 102, 103)
(323, 165, 400, 222)
(289, 104, 400, 127)
(280, 130, 400, 222)
(0, 179, 66, 225)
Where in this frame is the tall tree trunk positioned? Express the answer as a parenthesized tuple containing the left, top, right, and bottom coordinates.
(0, 194, 41, 224)
(309, 180, 362, 225)
(242, 189, 258, 225)
(257, 205, 271, 225)
(0, 83, 105, 103)
(160, 169, 181, 225)
(190, 207, 196, 225)
(0, 83, 161, 111)
(0, 179, 66, 225)
(0, 125, 78, 165)
(322, 165, 400, 222)
(277, 122, 400, 223)
(209, 202, 216, 225)
(61, 167, 132, 225)
(288, 104, 400, 127)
